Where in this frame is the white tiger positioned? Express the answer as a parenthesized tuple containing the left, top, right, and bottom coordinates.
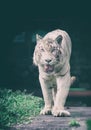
(33, 29, 76, 116)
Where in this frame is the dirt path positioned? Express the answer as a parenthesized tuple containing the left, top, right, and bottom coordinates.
(9, 107, 91, 130)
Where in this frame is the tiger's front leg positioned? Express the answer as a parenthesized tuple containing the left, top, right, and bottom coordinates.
(39, 75, 53, 115)
(52, 72, 71, 117)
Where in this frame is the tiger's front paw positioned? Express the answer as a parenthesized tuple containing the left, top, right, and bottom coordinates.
(52, 107, 71, 117)
(40, 107, 52, 115)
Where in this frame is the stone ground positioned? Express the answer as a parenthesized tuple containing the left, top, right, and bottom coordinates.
(8, 107, 91, 130)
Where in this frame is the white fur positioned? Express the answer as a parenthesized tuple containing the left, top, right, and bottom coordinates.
(33, 29, 75, 116)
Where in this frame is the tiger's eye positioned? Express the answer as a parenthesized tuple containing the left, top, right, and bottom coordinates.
(56, 55, 59, 59)
(52, 49, 56, 54)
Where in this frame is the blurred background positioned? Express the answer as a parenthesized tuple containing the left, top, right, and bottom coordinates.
(0, 1, 91, 96)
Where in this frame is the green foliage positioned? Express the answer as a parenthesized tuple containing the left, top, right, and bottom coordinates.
(68, 119, 80, 127)
(0, 89, 44, 128)
(86, 119, 91, 130)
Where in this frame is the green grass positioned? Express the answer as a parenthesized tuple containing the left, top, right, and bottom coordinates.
(0, 88, 44, 128)
(86, 119, 91, 130)
(68, 119, 80, 127)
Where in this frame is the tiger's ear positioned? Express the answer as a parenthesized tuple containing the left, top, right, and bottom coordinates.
(55, 35, 63, 44)
(36, 34, 43, 41)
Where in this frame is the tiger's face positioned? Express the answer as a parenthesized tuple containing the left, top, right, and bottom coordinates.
(34, 35, 67, 74)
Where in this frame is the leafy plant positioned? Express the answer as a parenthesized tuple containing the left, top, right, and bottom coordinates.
(68, 119, 80, 127)
(86, 119, 91, 130)
(0, 89, 44, 128)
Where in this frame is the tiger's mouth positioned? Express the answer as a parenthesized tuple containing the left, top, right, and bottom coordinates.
(44, 64, 54, 73)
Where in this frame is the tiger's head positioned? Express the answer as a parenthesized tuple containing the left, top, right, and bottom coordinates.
(33, 34, 68, 74)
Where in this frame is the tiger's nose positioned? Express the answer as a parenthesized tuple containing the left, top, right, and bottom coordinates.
(45, 59, 52, 63)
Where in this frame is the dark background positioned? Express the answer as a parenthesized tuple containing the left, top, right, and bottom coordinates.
(0, 1, 91, 93)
